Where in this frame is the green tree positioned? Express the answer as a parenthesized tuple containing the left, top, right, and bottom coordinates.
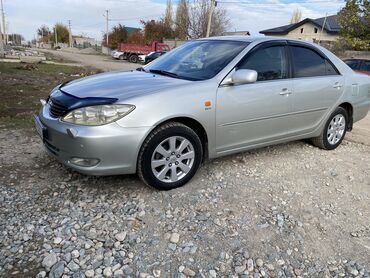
(338, 0, 370, 50)
(52, 23, 70, 44)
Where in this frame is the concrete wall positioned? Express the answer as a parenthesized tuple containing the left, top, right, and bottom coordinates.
(101, 46, 112, 55)
(163, 39, 188, 49)
(340, 51, 370, 60)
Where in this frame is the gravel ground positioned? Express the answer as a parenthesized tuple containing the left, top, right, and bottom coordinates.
(1, 128, 370, 278)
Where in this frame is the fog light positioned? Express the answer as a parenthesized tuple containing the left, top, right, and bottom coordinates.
(69, 157, 100, 167)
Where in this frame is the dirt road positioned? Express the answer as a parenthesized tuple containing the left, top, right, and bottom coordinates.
(347, 114, 370, 146)
(38, 48, 137, 72)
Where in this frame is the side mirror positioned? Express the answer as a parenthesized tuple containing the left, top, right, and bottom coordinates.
(224, 69, 258, 85)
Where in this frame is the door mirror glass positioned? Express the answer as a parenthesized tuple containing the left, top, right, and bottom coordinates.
(230, 69, 258, 85)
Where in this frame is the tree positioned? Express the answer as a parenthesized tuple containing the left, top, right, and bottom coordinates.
(52, 23, 70, 43)
(102, 24, 128, 49)
(127, 30, 145, 44)
(175, 0, 189, 39)
(37, 25, 51, 43)
(188, 0, 230, 39)
(290, 8, 302, 24)
(141, 19, 174, 43)
(164, 0, 174, 30)
(338, 0, 370, 50)
(8, 34, 24, 45)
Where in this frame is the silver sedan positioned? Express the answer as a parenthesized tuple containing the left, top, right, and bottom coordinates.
(35, 37, 370, 190)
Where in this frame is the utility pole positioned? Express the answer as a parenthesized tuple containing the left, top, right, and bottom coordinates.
(54, 25, 58, 47)
(1, 0, 6, 44)
(68, 20, 72, 47)
(0, 19, 4, 57)
(318, 13, 328, 45)
(104, 10, 109, 46)
(206, 0, 216, 37)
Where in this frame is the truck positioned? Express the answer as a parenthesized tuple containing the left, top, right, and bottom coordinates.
(118, 41, 170, 63)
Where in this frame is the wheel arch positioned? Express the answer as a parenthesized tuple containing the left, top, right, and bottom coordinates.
(339, 102, 353, 130)
(142, 116, 209, 162)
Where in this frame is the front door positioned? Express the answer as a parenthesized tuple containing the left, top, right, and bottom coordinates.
(216, 44, 294, 154)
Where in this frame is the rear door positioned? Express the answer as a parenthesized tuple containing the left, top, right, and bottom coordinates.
(288, 43, 344, 135)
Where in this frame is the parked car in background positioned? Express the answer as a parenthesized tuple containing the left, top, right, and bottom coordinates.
(344, 58, 370, 76)
(138, 54, 146, 63)
(118, 41, 170, 63)
(111, 50, 125, 60)
(35, 37, 370, 190)
(145, 51, 167, 64)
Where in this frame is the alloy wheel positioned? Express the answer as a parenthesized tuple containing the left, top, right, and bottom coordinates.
(327, 114, 346, 145)
(151, 136, 195, 183)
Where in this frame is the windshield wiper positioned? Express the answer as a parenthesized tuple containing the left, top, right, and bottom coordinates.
(136, 67, 147, 72)
(149, 69, 179, 79)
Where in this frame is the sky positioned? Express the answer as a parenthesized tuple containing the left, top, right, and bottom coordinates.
(3, 0, 345, 41)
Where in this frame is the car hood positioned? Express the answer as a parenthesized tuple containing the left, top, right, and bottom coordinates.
(59, 71, 191, 100)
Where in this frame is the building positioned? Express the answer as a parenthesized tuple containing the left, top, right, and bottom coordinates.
(260, 15, 340, 44)
(124, 27, 141, 34)
(73, 36, 98, 48)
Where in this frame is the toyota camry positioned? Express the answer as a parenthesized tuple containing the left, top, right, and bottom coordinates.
(35, 37, 370, 190)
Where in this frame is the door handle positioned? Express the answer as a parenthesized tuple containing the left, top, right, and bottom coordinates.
(279, 88, 292, 96)
(333, 82, 343, 89)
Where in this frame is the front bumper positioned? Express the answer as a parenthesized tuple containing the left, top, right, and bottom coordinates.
(36, 105, 151, 176)
(112, 53, 123, 59)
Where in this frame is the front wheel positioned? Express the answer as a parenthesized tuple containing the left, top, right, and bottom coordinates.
(311, 107, 348, 150)
(137, 122, 203, 190)
(129, 55, 138, 63)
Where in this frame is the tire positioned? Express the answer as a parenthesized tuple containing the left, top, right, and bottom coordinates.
(129, 55, 138, 63)
(137, 122, 203, 190)
(311, 107, 348, 150)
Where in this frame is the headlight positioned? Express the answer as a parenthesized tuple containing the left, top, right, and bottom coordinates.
(62, 104, 135, 126)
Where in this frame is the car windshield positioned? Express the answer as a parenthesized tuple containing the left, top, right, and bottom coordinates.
(144, 40, 249, 81)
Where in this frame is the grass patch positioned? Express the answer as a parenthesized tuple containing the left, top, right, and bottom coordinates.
(0, 62, 98, 129)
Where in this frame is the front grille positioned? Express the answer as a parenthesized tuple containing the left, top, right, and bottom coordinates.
(49, 99, 68, 118)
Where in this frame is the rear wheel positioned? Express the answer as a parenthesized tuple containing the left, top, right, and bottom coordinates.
(137, 122, 203, 190)
(129, 54, 139, 63)
(311, 107, 348, 150)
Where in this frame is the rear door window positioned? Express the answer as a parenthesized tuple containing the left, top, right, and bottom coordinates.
(291, 46, 338, 78)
